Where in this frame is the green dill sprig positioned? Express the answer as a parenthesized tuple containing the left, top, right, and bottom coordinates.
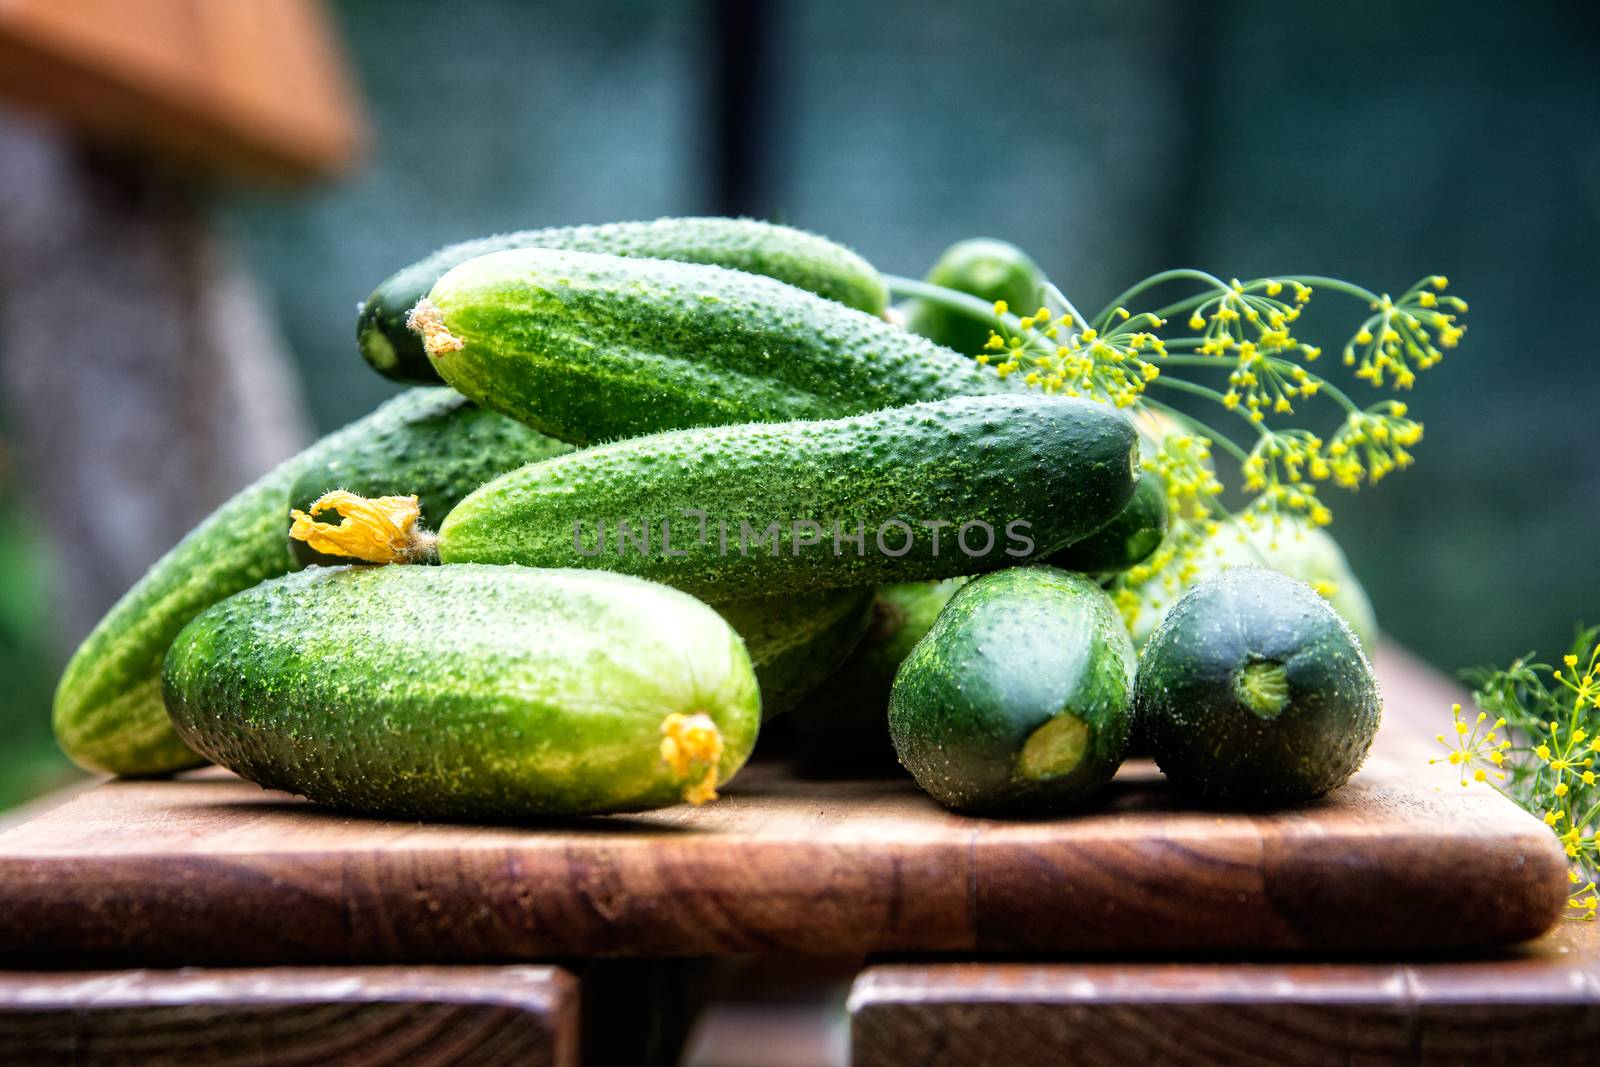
(885, 266, 1463, 629)
(1437, 626, 1600, 919)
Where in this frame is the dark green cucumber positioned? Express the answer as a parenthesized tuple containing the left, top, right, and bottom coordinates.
(714, 589, 875, 719)
(288, 394, 572, 567)
(436, 394, 1140, 600)
(1047, 469, 1167, 573)
(360, 217, 889, 383)
(888, 566, 1137, 814)
(53, 389, 567, 776)
(1135, 566, 1380, 804)
(905, 238, 1045, 356)
(412, 248, 1021, 445)
(164, 565, 760, 818)
(790, 578, 967, 775)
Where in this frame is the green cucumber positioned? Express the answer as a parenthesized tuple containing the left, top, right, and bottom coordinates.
(1047, 469, 1167, 573)
(436, 394, 1140, 600)
(888, 567, 1137, 813)
(905, 238, 1044, 356)
(790, 578, 967, 775)
(714, 590, 875, 719)
(360, 217, 889, 383)
(1135, 566, 1380, 803)
(410, 248, 1021, 446)
(54, 389, 567, 776)
(164, 565, 761, 818)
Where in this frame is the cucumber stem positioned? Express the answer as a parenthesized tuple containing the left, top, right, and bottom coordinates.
(1235, 660, 1291, 719)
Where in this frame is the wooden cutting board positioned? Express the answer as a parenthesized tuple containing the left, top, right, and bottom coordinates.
(0, 647, 1565, 965)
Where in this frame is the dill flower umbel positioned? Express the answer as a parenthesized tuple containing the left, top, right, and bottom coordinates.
(1444, 627, 1600, 919)
(885, 262, 1464, 634)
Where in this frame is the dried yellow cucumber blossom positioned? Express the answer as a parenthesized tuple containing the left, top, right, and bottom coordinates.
(659, 712, 724, 805)
(407, 299, 464, 359)
(289, 490, 437, 563)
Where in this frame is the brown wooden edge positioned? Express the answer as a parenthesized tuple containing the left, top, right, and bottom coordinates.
(0, 965, 577, 1067)
(847, 937, 1600, 1066)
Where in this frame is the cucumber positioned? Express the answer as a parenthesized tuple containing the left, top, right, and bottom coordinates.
(1135, 566, 1380, 804)
(289, 394, 573, 567)
(888, 567, 1137, 813)
(163, 565, 761, 818)
(53, 389, 566, 776)
(905, 238, 1044, 356)
(714, 589, 875, 719)
(410, 248, 1021, 446)
(1047, 469, 1167, 573)
(360, 217, 889, 383)
(789, 578, 967, 774)
(436, 394, 1140, 600)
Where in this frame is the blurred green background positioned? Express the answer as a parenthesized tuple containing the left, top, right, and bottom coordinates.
(2, 0, 1596, 802)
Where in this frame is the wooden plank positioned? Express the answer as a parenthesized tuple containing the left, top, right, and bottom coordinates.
(0, 647, 1567, 963)
(0, 965, 578, 1067)
(846, 936, 1600, 1067)
(0, 0, 365, 183)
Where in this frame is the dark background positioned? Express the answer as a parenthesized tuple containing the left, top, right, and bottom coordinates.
(4, 0, 1597, 801)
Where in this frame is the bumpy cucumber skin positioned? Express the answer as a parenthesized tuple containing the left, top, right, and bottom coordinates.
(164, 565, 761, 818)
(714, 589, 875, 719)
(360, 217, 890, 383)
(905, 238, 1044, 356)
(1048, 470, 1167, 573)
(1135, 566, 1380, 804)
(421, 248, 1021, 446)
(438, 394, 1140, 600)
(289, 394, 572, 567)
(888, 567, 1137, 814)
(53, 389, 556, 776)
(790, 578, 967, 775)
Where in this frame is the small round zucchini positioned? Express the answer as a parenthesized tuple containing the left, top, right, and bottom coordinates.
(163, 565, 761, 819)
(1135, 566, 1380, 804)
(888, 567, 1137, 814)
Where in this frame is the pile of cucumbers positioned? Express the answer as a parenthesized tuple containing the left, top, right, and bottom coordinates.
(53, 218, 1380, 819)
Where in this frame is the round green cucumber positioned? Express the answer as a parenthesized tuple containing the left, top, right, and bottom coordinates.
(904, 238, 1044, 356)
(436, 394, 1140, 600)
(360, 217, 889, 383)
(412, 248, 1019, 446)
(164, 565, 761, 818)
(888, 567, 1137, 814)
(713, 589, 875, 719)
(1048, 469, 1167, 573)
(789, 578, 967, 774)
(1135, 566, 1380, 804)
(288, 394, 573, 568)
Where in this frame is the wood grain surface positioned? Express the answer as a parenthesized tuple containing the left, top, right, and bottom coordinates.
(0, 965, 576, 1067)
(846, 930, 1600, 1067)
(0, 647, 1567, 964)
